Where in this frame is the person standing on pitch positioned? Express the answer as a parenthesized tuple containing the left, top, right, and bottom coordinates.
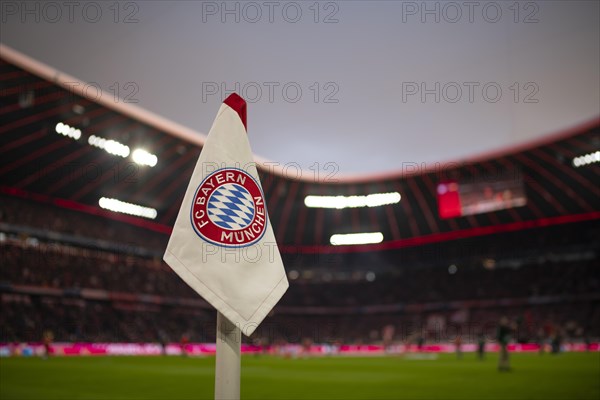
(454, 335, 463, 359)
(477, 332, 486, 361)
(42, 330, 53, 359)
(497, 317, 512, 371)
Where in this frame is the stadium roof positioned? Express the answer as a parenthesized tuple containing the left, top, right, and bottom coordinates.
(2, 2, 598, 175)
(1, 47, 599, 251)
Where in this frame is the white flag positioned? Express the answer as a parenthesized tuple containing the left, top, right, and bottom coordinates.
(163, 93, 288, 336)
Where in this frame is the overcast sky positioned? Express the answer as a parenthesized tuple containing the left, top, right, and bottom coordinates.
(2, 1, 598, 175)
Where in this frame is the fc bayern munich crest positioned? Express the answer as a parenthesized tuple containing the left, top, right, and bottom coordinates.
(190, 168, 267, 247)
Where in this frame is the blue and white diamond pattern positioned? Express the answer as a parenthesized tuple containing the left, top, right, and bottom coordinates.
(207, 183, 255, 230)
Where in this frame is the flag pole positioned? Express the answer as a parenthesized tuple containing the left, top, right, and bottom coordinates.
(215, 311, 241, 400)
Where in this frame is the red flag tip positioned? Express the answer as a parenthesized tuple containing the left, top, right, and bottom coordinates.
(223, 93, 247, 131)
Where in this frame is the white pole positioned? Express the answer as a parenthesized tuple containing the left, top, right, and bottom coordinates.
(215, 311, 241, 400)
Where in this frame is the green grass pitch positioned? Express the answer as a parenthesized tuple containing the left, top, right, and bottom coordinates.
(1, 352, 599, 399)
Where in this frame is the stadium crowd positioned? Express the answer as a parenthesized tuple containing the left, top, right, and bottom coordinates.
(1, 294, 596, 346)
(1, 238, 598, 305)
(1, 195, 599, 345)
(2, 239, 598, 308)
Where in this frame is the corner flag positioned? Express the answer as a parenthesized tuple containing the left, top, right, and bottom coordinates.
(163, 93, 288, 336)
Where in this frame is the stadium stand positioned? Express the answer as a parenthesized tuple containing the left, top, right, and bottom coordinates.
(1, 195, 598, 344)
